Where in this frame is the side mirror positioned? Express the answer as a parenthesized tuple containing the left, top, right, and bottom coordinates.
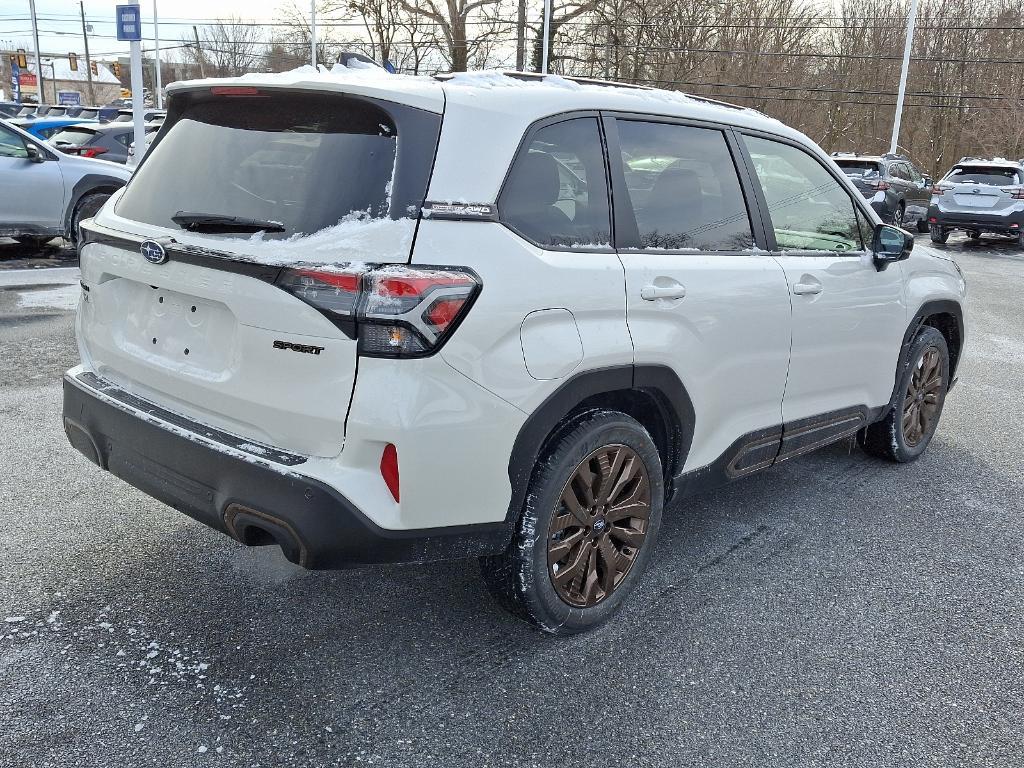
(25, 143, 46, 163)
(873, 223, 913, 270)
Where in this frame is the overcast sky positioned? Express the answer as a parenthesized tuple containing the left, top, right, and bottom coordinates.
(0, 0, 303, 62)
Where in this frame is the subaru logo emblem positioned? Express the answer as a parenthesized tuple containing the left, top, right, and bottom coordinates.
(140, 240, 167, 265)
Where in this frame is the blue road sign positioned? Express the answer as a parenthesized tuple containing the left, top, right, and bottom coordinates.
(115, 5, 142, 42)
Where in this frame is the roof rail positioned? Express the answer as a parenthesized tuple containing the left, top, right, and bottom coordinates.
(434, 70, 752, 112)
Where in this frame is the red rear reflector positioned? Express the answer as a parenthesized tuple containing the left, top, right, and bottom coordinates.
(380, 444, 400, 502)
(210, 86, 263, 96)
(931, 186, 945, 195)
(928, 217, 938, 223)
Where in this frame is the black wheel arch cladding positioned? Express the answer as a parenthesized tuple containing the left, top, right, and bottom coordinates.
(64, 173, 127, 235)
(505, 365, 695, 522)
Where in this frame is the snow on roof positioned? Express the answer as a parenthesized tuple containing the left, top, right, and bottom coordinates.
(35, 56, 120, 85)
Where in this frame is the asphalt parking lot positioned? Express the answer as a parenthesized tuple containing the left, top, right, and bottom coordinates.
(1, 235, 1022, 767)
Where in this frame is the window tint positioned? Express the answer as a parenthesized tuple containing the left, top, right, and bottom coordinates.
(744, 135, 863, 252)
(889, 163, 909, 181)
(49, 127, 97, 147)
(499, 118, 610, 248)
(617, 121, 754, 251)
(116, 92, 439, 238)
(836, 160, 881, 178)
(0, 125, 28, 158)
(946, 166, 1021, 186)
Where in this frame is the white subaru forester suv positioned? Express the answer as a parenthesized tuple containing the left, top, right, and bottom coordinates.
(64, 69, 967, 634)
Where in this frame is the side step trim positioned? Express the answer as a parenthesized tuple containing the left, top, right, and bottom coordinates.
(73, 371, 308, 467)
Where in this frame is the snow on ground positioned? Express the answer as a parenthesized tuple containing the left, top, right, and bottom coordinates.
(16, 284, 80, 312)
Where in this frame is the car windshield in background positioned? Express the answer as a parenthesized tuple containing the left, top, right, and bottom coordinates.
(835, 160, 881, 177)
(116, 91, 439, 239)
(49, 127, 97, 146)
(946, 166, 1021, 185)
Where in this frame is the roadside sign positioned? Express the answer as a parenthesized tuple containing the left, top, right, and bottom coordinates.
(9, 56, 20, 102)
(115, 5, 142, 42)
(57, 91, 81, 106)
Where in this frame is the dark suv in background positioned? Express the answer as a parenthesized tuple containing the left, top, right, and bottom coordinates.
(832, 152, 932, 232)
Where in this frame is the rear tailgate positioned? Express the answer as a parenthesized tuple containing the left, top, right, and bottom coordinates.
(77, 84, 442, 458)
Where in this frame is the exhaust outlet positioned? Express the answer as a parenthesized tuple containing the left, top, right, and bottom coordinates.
(223, 503, 309, 567)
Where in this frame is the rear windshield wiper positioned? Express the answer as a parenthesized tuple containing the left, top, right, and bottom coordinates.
(172, 211, 286, 234)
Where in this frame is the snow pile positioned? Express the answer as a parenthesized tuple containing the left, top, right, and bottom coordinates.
(132, 210, 416, 268)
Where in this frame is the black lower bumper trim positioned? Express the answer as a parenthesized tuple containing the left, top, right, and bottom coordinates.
(63, 375, 512, 568)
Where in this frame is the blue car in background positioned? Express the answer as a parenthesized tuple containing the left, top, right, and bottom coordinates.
(10, 116, 97, 140)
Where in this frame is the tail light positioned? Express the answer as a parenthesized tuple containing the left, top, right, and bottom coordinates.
(1009, 187, 1024, 200)
(62, 146, 107, 158)
(870, 180, 890, 191)
(931, 185, 948, 196)
(276, 264, 481, 358)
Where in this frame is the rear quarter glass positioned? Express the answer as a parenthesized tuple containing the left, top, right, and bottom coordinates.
(114, 90, 441, 243)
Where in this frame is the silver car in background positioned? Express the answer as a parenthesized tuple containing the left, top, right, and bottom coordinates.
(0, 117, 131, 247)
(927, 157, 1024, 246)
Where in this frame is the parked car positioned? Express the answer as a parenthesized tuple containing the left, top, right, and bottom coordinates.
(0, 101, 22, 118)
(64, 72, 966, 634)
(927, 157, 1024, 245)
(11, 116, 97, 140)
(15, 103, 41, 118)
(66, 106, 101, 120)
(831, 152, 932, 231)
(112, 108, 165, 123)
(0, 117, 130, 246)
(48, 122, 142, 164)
(124, 123, 161, 167)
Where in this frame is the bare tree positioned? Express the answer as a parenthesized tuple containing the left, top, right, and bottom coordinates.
(182, 17, 266, 77)
(398, 0, 510, 71)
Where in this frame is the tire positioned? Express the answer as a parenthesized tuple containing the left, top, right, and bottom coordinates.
(69, 191, 111, 245)
(859, 326, 950, 463)
(916, 219, 930, 234)
(1014, 231, 1024, 248)
(930, 227, 949, 244)
(892, 204, 905, 228)
(480, 410, 664, 634)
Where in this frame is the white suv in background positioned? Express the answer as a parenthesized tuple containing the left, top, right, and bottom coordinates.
(63, 70, 967, 634)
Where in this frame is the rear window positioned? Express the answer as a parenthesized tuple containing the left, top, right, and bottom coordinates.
(116, 91, 440, 239)
(49, 127, 98, 147)
(835, 160, 881, 178)
(946, 166, 1021, 186)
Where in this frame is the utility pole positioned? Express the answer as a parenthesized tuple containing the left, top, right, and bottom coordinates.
(890, 0, 920, 155)
(310, 0, 317, 68)
(153, 0, 162, 108)
(541, 0, 551, 74)
(79, 1, 95, 105)
(28, 0, 43, 103)
(192, 25, 206, 77)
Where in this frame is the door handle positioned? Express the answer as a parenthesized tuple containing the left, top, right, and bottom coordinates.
(792, 277, 823, 296)
(641, 283, 687, 301)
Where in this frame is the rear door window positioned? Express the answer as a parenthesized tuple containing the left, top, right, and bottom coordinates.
(616, 120, 754, 251)
(743, 135, 864, 253)
(115, 91, 440, 239)
(499, 117, 611, 248)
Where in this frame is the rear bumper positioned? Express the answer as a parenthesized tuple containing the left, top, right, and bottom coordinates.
(62, 372, 511, 568)
(928, 205, 1024, 233)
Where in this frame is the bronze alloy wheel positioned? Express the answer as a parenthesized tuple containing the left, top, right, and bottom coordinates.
(903, 345, 944, 447)
(547, 444, 652, 608)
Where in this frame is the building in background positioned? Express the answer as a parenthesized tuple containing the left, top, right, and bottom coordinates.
(1, 51, 121, 105)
